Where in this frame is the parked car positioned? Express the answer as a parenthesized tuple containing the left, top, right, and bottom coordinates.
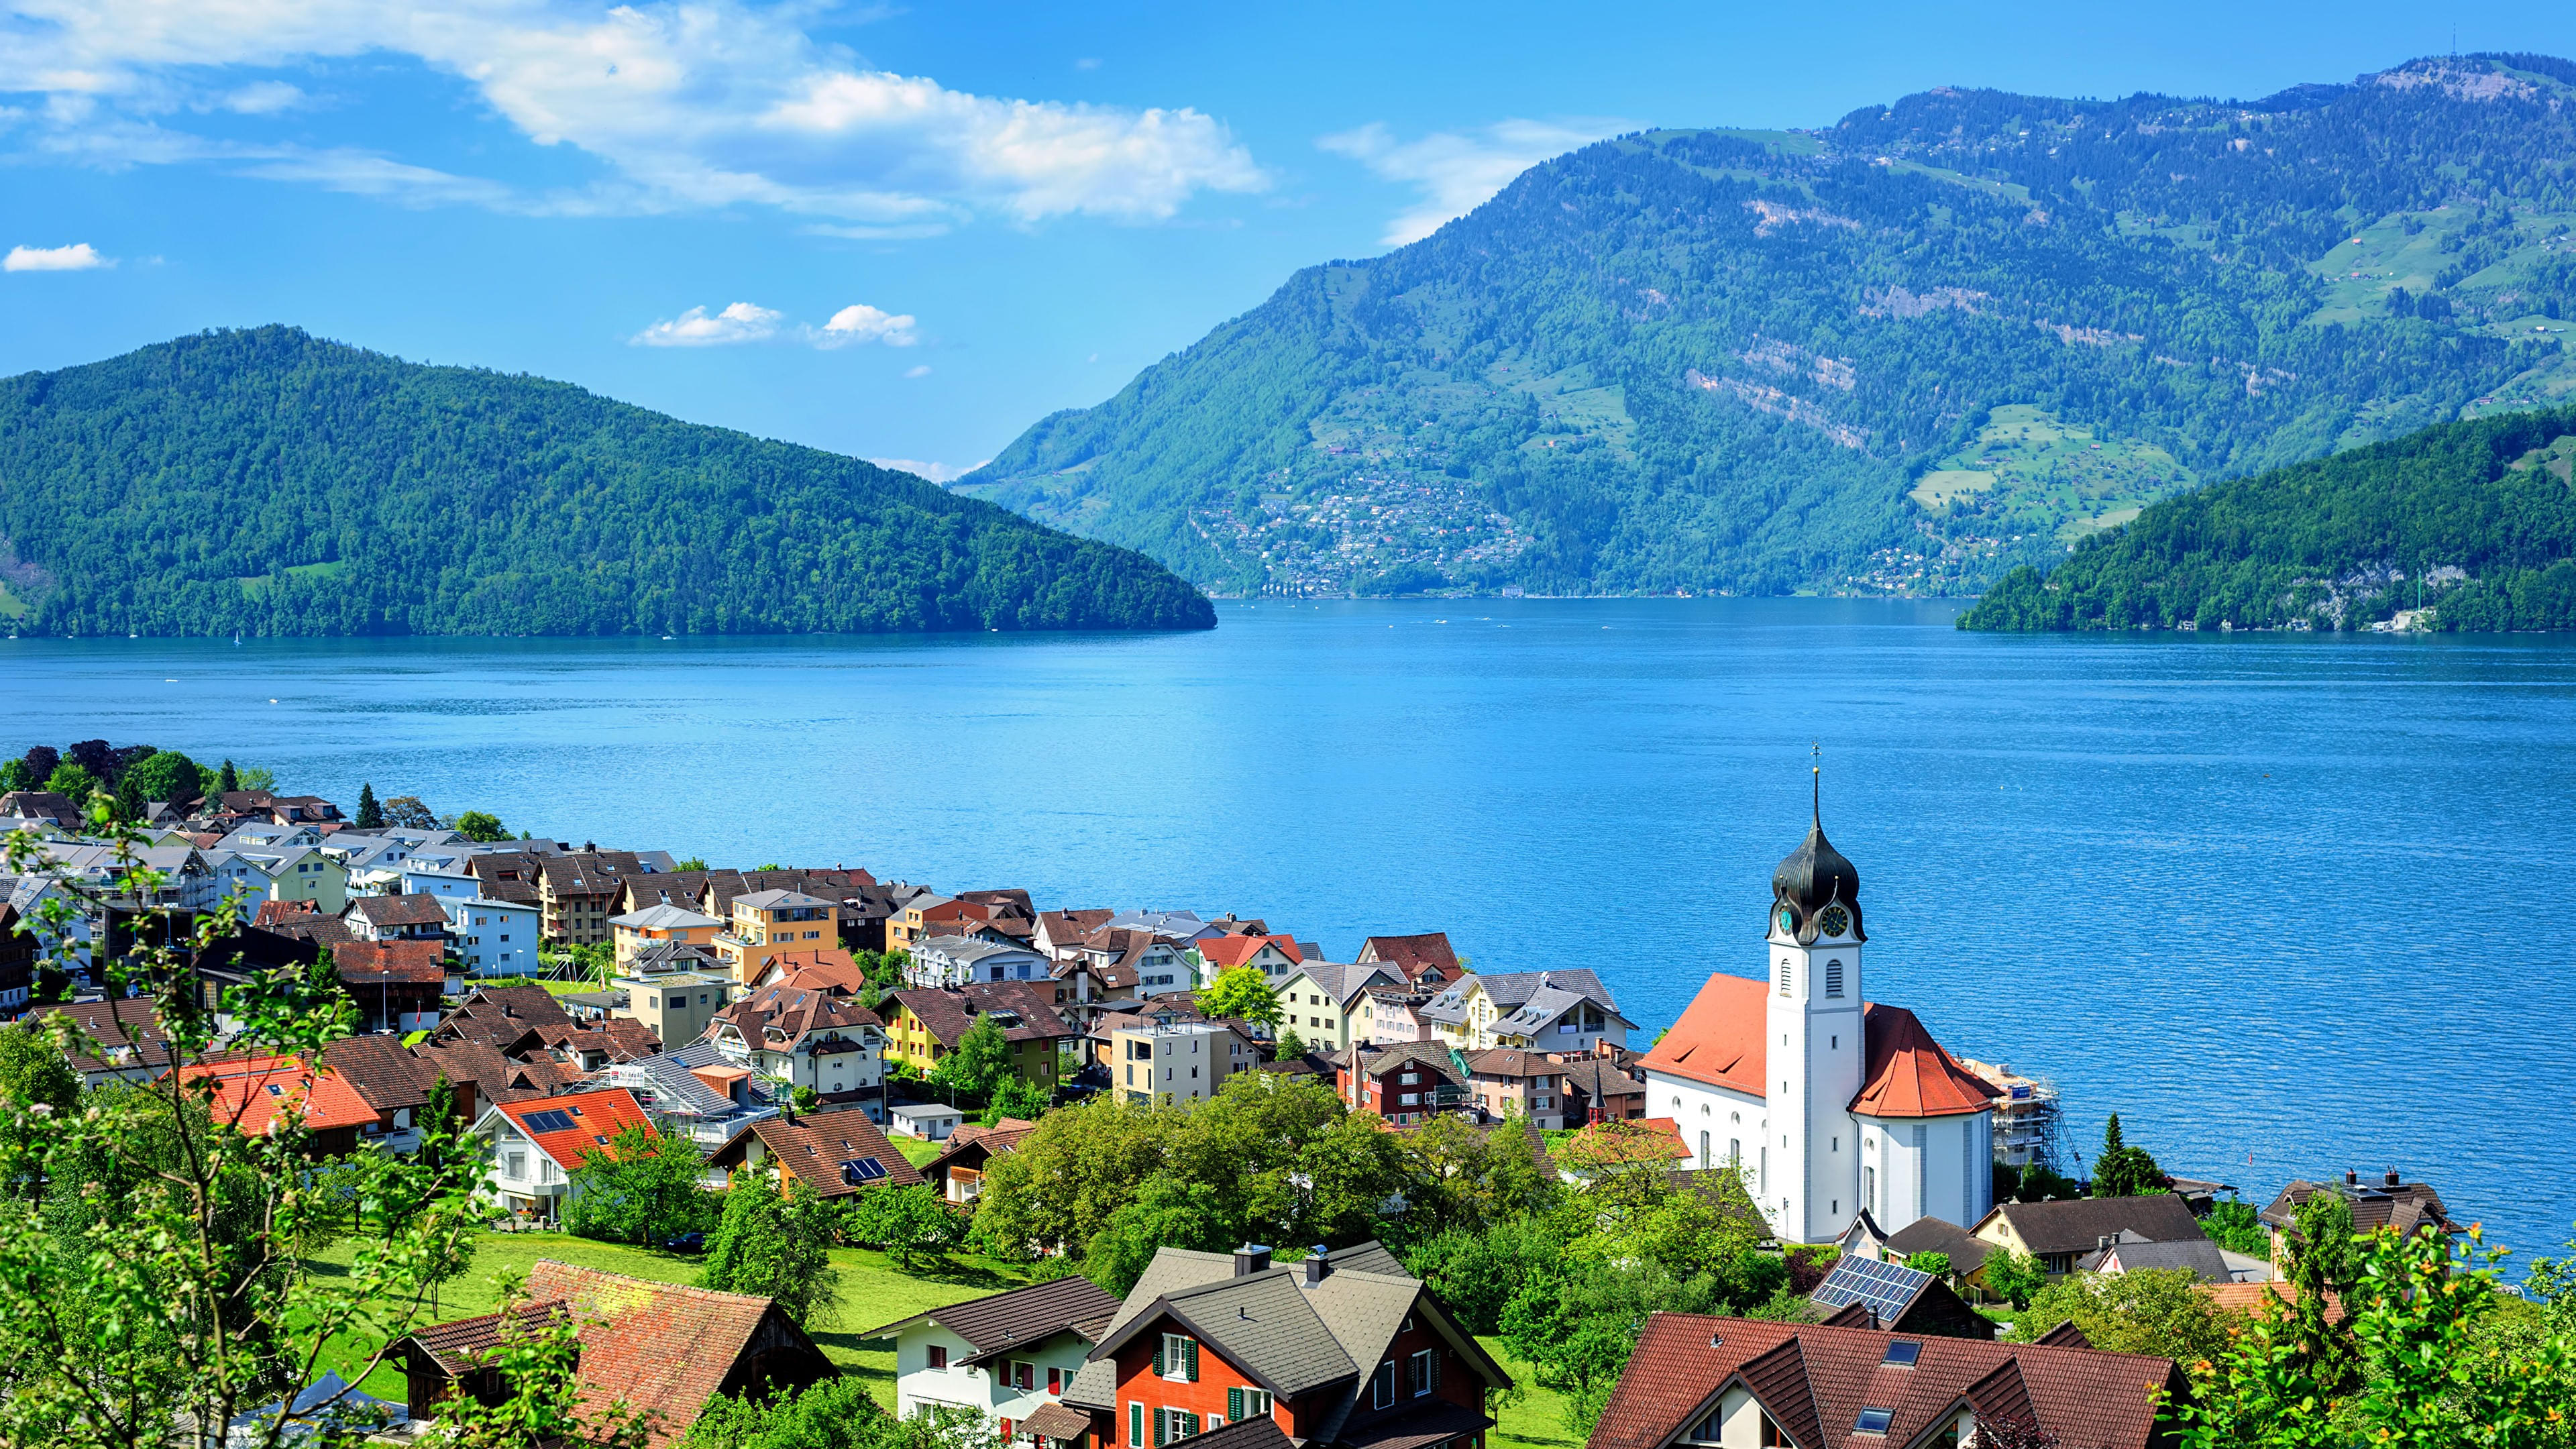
(663, 1231, 706, 1253)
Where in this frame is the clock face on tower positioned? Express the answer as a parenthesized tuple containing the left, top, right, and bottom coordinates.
(1775, 906, 1797, 934)
(1819, 905, 1851, 937)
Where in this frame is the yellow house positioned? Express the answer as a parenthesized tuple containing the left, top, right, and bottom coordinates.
(608, 901, 725, 968)
(262, 846, 350, 914)
(715, 889, 839, 986)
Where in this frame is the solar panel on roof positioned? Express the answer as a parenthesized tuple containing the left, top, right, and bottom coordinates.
(840, 1157, 888, 1185)
(1811, 1256, 1931, 1328)
(522, 1109, 577, 1132)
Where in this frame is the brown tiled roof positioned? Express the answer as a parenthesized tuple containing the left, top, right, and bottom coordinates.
(266, 915, 360, 947)
(928, 1119, 1039, 1174)
(745, 951, 870, 995)
(1983, 1193, 2204, 1257)
(438, 985, 575, 1046)
(405, 1300, 566, 1373)
(861, 1273, 1121, 1360)
(2207, 1281, 2349, 1322)
(2259, 1176, 2463, 1238)
(254, 898, 321, 927)
(30, 998, 174, 1075)
(734, 1108, 923, 1196)
(526, 1260, 820, 1446)
(536, 853, 645, 897)
(710, 981, 881, 1056)
(600, 1018, 661, 1057)
(1358, 932, 1460, 983)
(1345, 1040, 1466, 1086)
(347, 894, 453, 928)
(1018, 1403, 1099, 1442)
(892, 982, 1074, 1049)
(335, 938, 449, 985)
(1588, 1314, 2182, 1449)
(319, 1034, 437, 1112)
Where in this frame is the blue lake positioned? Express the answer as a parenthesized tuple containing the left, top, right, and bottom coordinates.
(6, 598, 2572, 1267)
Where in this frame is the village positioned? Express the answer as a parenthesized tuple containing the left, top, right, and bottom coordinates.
(0, 759, 2523, 1448)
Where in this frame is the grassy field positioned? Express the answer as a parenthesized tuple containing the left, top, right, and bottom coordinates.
(304, 1230, 1042, 1407)
(1479, 1340, 1577, 1449)
(894, 1136, 945, 1168)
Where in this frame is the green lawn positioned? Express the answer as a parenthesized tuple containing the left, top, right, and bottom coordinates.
(1479, 1339, 1576, 1449)
(894, 1136, 945, 1168)
(303, 1230, 1042, 1408)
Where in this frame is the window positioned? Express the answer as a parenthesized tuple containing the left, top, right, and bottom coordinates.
(1854, 1408, 1893, 1435)
(1407, 1348, 1438, 1396)
(1778, 958, 1792, 996)
(927, 1345, 949, 1370)
(1866, 1166, 1878, 1217)
(1881, 1341, 1921, 1368)
(1226, 1388, 1273, 1421)
(1012, 1362, 1036, 1391)
(1372, 1360, 1397, 1408)
(1159, 1334, 1197, 1382)
(1159, 1410, 1201, 1444)
(1825, 960, 1844, 998)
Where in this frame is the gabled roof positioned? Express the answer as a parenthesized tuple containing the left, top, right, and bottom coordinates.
(29, 998, 175, 1075)
(1849, 1004, 1999, 1119)
(335, 938, 449, 985)
(1882, 1216, 1990, 1274)
(1637, 972, 1768, 1096)
(1357, 932, 1460, 982)
(928, 1118, 1040, 1174)
(729, 1108, 923, 1195)
(1977, 1193, 2205, 1256)
(1587, 1313, 2182, 1449)
(490, 1087, 653, 1171)
(2080, 1236, 2233, 1281)
(1419, 968, 1619, 1027)
(319, 1034, 439, 1114)
(708, 981, 882, 1057)
(1285, 961, 1400, 1004)
(347, 894, 452, 928)
(860, 1273, 1122, 1361)
(523, 1260, 824, 1446)
(182, 1053, 380, 1137)
(610, 902, 723, 930)
(1199, 934, 1302, 970)
(2259, 1176, 2464, 1237)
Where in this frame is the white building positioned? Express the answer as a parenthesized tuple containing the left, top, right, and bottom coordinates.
(1638, 804, 1998, 1244)
(866, 1276, 1123, 1438)
(444, 896, 541, 976)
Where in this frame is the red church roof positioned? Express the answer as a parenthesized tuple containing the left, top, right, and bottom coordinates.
(1640, 974, 1998, 1120)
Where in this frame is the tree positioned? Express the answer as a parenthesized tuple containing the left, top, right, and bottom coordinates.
(114, 771, 145, 824)
(381, 795, 438, 830)
(687, 1375, 994, 1449)
(1555, 1118, 1688, 1184)
(2017, 1160, 2080, 1201)
(216, 758, 239, 793)
(981, 1073, 1053, 1127)
(563, 1124, 716, 1246)
(453, 809, 509, 843)
(1195, 965, 1281, 1028)
(930, 1014, 1014, 1106)
(2201, 1195, 2269, 1256)
(1903, 1250, 1952, 1279)
(2091, 1114, 2164, 1198)
(701, 1172, 842, 1326)
(1982, 1247, 2048, 1309)
(843, 1185, 963, 1271)
(0, 758, 30, 792)
(122, 751, 201, 806)
(44, 761, 97, 800)
(235, 765, 276, 792)
(790, 1085, 821, 1114)
(1275, 1026, 1306, 1060)
(23, 747, 60, 787)
(2009, 1267, 2234, 1363)
(355, 783, 383, 829)
(674, 857, 709, 872)
(0, 814, 623, 1449)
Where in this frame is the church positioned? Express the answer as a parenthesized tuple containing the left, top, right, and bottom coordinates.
(1639, 798, 1998, 1244)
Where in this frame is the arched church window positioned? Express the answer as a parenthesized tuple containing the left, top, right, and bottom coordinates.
(1778, 958, 1792, 996)
(1825, 960, 1844, 998)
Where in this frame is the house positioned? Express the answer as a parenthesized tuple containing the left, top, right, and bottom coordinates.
(1058, 1241, 1512, 1449)
(699, 980, 887, 1107)
(0, 790, 83, 828)
(473, 1087, 655, 1219)
(535, 852, 652, 946)
(909, 935, 1054, 989)
(718, 889, 841, 985)
(320, 1034, 476, 1153)
(1193, 934, 1304, 987)
(343, 892, 454, 945)
(1583, 1313, 2184, 1449)
(890, 893, 970, 951)
(924, 1118, 1041, 1204)
(333, 939, 449, 1034)
(1338, 1042, 1470, 1126)
(1102, 910, 1222, 948)
(1837, 1214, 1994, 1285)
(1106, 1012, 1256, 1105)
(1805, 1255, 1994, 1340)
(867, 1275, 1124, 1437)
(1638, 810, 2001, 1244)
(396, 1260, 833, 1446)
(882, 983, 1079, 1087)
(443, 896, 541, 977)
(598, 1052, 777, 1148)
(616, 969, 733, 1055)
(180, 1053, 382, 1156)
(437, 984, 578, 1049)
(2258, 1169, 2463, 1274)
(32, 998, 174, 1085)
(1969, 1194, 2207, 1280)
(1419, 969, 1629, 1055)
(0, 898, 36, 1011)
(708, 1107, 924, 1198)
(1459, 1049, 1645, 1129)
(1061, 928, 1192, 1002)
(2076, 1236, 2237, 1283)
(1356, 986, 1433, 1047)
(1272, 962, 1401, 1051)
(1036, 908, 1117, 959)
(1356, 934, 1461, 987)
(609, 900, 726, 967)
(6, 873, 94, 977)
(241, 844, 351, 914)
(890, 1101, 967, 1140)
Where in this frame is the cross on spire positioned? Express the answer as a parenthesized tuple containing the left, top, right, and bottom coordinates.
(1811, 742, 1821, 826)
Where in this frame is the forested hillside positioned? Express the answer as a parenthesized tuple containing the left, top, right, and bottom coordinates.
(0, 328, 1214, 637)
(959, 54, 2576, 597)
(1957, 407, 2576, 631)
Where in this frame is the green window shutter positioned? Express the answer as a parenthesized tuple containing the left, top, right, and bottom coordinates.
(1153, 1339, 1165, 1377)
(1228, 1388, 1244, 1422)
(1430, 1349, 1441, 1391)
(1130, 1403, 1143, 1447)
(1187, 1415, 1203, 1438)
(1152, 1409, 1166, 1448)
(1185, 1339, 1199, 1382)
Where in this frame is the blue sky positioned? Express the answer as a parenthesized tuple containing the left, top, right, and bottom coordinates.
(4, 1, 2573, 480)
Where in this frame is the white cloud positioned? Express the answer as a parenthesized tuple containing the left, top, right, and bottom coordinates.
(629, 301, 780, 346)
(4, 240, 109, 270)
(1318, 117, 1628, 246)
(814, 302, 918, 347)
(903, 364, 930, 377)
(0, 0, 1267, 225)
(869, 455, 984, 482)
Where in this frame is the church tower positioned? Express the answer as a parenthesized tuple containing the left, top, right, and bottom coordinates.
(1763, 768, 1868, 1243)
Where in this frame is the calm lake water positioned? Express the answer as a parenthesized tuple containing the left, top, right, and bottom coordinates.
(7, 598, 2572, 1265)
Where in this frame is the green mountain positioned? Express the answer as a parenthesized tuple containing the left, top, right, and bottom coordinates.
(0, 327, 1214, 637)
(1958, 407, 2576, 632)
(958, 54, 2576, 597)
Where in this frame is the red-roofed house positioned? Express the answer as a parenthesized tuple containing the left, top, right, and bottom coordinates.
(1638, 810, 1999, 1244)
(1357, 932, 1462, 985)
(180, 1053, 383, 1155)
(333, 938, 451, 1032)
(1192, 933, 1301, 985)
(472, 1087, 657, 1220)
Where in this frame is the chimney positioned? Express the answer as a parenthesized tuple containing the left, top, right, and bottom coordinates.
(2385, 1168, 2402, 1188)
(1234, 1244, 1272, 1277)
(2345, 1169, 2359, 1186)
(1303, 1248, 1331, 1285)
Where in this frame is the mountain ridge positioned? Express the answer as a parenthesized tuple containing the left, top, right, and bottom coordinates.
(0, 327, 1216, 637)
(957, 52, 2576, 598)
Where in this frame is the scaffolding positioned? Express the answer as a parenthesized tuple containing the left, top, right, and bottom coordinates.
(1962, 1059, 2067, 1175)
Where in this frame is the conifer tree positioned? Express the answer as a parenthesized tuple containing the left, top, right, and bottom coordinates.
(356, 783, 382, 829)
(218, 759, 239, 793)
